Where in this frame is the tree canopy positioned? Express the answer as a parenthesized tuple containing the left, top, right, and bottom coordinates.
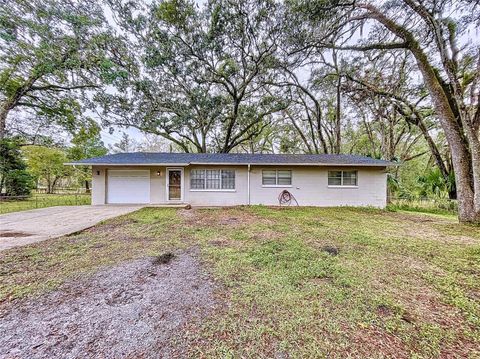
(0, 0, 130, 142)
(1, 0, 479, 222)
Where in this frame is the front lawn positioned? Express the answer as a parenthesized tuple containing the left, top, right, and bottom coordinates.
(0, 193, 91, 214)
(0, 206, 479, 357)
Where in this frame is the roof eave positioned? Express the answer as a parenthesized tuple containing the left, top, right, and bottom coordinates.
(65, 161, 397, 167)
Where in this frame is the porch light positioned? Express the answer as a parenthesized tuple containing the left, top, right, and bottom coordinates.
(156, 170, 162, 176)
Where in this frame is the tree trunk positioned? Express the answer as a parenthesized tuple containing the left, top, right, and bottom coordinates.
(359, 4, 479, 222)
(51, 177, 59, 194)
(412, 49, 478, 222)
(0, 75, 40, 140)
(85, 180, 90, 193)
(0, 108, 7, 140)
(335, 75, 342, 154)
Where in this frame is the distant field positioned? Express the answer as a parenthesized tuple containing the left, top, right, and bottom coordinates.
(0, 194, 91, 214)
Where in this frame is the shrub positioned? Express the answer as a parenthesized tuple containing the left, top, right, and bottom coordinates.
(3, 169, 34, 196)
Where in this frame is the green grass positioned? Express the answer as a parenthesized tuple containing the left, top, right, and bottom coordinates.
(0, 193, 91, 214)
(0, 206, 479, 357)
(388, 198, 458, 216)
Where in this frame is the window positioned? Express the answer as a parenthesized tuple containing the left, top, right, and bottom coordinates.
(190, 169, 205, 189)
(262, 170, 292, 186)
(190, 169, 235, 190)
(328, 170, 357, 186)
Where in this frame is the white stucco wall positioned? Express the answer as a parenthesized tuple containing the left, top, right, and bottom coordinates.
(249, 166, 387, 208)
(91, 166, 106, 205)
(183, 165, 248, 206)
(92, 165, 388, 208)
(92, 166, 167, 205)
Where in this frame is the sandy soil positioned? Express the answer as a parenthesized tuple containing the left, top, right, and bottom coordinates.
(0, 249, 215, 359)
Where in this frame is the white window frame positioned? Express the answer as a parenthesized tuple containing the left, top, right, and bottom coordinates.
(327, 170, 358, 188)
(189, 169, 236, 192)
(262, 169, 292, 187)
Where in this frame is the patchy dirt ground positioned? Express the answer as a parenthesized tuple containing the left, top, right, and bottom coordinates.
(0, 249, 215, 359)
(1, 207, 478, 358)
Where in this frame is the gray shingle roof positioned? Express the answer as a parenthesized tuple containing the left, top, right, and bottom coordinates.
(66, 152, 397, 166)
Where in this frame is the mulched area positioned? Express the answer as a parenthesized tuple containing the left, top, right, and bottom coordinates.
(0, 248, 215, 359)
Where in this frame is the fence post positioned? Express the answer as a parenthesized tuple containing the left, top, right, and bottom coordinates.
(35, 195, 38, 208)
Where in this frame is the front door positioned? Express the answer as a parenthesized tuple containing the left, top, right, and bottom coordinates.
(167, 169, 182, 201)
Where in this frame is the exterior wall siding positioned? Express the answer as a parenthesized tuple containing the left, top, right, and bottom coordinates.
(91, 166, 106, 205)
(92, 166, 167, 205)
(183, 165, 248, 206)
(249, 166, 387, 208)
(92, 165, 387, 208)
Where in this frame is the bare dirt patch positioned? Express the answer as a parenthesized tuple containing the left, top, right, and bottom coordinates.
(0, 248, 215, 359)
(180, 207, 268, 229)
(0, 231, 32, 238)
(378, 212, 480, 244)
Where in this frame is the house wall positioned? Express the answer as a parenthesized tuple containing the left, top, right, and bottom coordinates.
(92, 165, 387, 208)
(92, 166, 167, 205)
(183, 165, 249, 206)
(249, 166, 387, 208)
(91, 166, 106, 205)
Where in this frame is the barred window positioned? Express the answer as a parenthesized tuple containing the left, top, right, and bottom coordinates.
(206, 170, 221, 189)
(190, 170, 205, 189)
(190, 169, 235, 190)
(328, 170, 357, 186)
(262, 170, 292, 186)
(221, 170, 235, 189)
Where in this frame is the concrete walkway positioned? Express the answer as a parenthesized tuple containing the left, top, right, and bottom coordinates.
(0, 205, 143, 251)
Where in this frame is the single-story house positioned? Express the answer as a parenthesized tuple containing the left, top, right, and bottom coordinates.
(66, 153, 396, 207)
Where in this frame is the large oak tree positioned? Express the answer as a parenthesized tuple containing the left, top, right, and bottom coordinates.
(291, 0, 480, 222)
(102, 0, 287, 153)
(0, 0, 129, 141)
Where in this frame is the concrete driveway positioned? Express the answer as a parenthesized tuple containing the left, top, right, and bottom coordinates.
(0, 205, 143, 251)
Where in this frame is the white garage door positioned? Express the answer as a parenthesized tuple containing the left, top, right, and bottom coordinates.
(107, 170, 150, 204)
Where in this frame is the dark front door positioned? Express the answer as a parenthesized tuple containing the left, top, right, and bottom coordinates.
(168, 170, 182, 200)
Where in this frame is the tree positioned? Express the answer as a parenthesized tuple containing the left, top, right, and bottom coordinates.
(68, 125, 108, 192)
(0, 0, 130, 140)
(342, 51, 456, 198)
(102, 0, 287, 153)
(108, 133, 139, 154)
(291, 0, 480, 222)
(0, 138, 33, 195)
(23, 146, 71, 193)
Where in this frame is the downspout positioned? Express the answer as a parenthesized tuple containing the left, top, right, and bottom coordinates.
(247, 164, 251, 205)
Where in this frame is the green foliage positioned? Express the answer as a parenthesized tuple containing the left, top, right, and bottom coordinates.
(68, 125, 108, 160)
(417, 168, 456, 199)
(0, 138, 33, 196)
(103, 0, 285, 153)
(3, 169, 34, 196)
(387, 198, 458, 216)
(0, 0, 131, 140)
(155, 0, 195, 25)
(67, 124, 107, 190)
(22, 146, 71, 193)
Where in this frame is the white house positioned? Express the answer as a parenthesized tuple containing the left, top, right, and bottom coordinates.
(66, 153, 396, 207)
